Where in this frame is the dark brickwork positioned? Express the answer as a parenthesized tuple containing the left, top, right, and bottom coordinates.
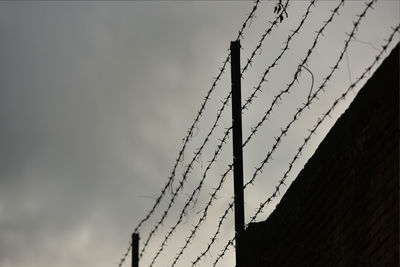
(243, 45, 399, 267)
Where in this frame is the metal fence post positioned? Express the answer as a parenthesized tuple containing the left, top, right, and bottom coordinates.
(132, 233, 139, 267)
(230, 40, 245, 267)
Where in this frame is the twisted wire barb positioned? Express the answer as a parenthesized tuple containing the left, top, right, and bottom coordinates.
(236, 0, 262, 41)
(196, 0, 349, 261)
(186, 1, 323, 265)
(119, 32, 231, 267)
(243, 0, 345, 148)
(241, 0, 290, 76)
(163, 1, 320, 266)
(245, 0, 375, 188)
(139, 94, 231, 259)
(139, 0, 292, 260)
(242, 0, 316, 113)
(142, 0, 294, 264)
(148, 147, 232, 267)
(213, 11, 398, 267)
(117, 1, 261, 266)
(249, 23, 399, 226)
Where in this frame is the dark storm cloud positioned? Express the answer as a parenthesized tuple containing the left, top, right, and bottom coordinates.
(0, 2, 252, 266)
(0, 1, 398, 267)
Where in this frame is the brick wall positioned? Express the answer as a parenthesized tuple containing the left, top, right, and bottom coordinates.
(242, 45, 399, 266)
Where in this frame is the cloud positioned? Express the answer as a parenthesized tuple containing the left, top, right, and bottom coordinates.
(0, 1, 398, 267)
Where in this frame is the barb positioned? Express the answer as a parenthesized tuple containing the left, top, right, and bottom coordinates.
(241, 0, 316, 112)
(168, 2, 323, 266)
(160, 1, 320, 265)
(139, 0, 274, 256)
(139, 94, 232, 259)
(141, 123, 232, 261)
(195, 0, 351, 262)
(148, 165, 235, 267)
(250, 35, 399, 226)
(117, 1, 261, 266)
(212, 239, 234, 267)
(117, 243, 132, 267)
(236, 0, 262, 41)
(168, 130, 233, 266)
(245, 0, 377, 214)
(143, 0, 295, 263)
(213, 14, 398, 267)
(120, 35, 230, 267)
(246, 0, 379, 215)
(241, 0, 290, 76)
(243, 0, 345, 148)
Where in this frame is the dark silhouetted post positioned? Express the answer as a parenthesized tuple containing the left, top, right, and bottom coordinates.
(230, 40, 245, 267)
(132, 233, 139, 267)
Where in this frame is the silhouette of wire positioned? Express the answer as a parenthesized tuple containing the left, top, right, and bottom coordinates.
(117, 0, 395, 265)
(140, 1, 295, 263)
(116, 1, 261, 266)
(300, 65, 315, 101)
(138, 0, 294, 260)
(235, 0, 262, 41)
(162, 2, 324, 266)
(213, 11, 398, 267)
(241, 0, 317, 113)
(195, 0, 374, 263)
(178, 1, 322, 265)
(214, 25, 398, 264)
(245, 0, 372, 188)
(193, 0, 350, 262)
(242, 0, 345, 149)
(241, 0, 290, 76)
(249, 23, 399, 226)
(210, 0, 379, 264)
(138, 94, 232, 259)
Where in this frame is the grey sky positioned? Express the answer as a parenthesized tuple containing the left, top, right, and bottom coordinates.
(0, 1, 398, 267)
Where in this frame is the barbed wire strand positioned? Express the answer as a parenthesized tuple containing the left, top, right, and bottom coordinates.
(193, 1, 360, 265)
(138, 0, 291, 261)
(138, 93, 231, 259)
(140, 0, 289, 264)
(214, 29, 398, 266)
(213, 14, 399, 267)
(242, 0, 345, 148)
(241, 0, 290, 76)
(116, 1, 261, 266)
(242, 0, 315, 112)
(164, 3, 310, 266)
(165, 1, 318, 266)
(245, 0, 375, 189)
(190, 1, 347, 265)
(249, 25, 399, 227)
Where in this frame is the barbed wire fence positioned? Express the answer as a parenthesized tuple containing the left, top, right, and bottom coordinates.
(137, 1, 291, 261)
(116, 0, 262, 265)
(212, 22, 400, 266)
(116, 0, 399, 266)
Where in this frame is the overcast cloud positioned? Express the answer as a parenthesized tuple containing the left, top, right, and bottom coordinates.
(0, 1, 398, 267)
